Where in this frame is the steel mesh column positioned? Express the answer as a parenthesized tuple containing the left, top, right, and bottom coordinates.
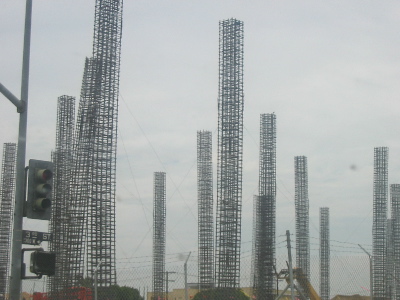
(64, 1, 123, 295)
(295, 156, 309, 281)
(215, 18, 244, 289)
(390, 184, 400, 300)
(253, 113, 276, 300)
(386, 219, 394, 299)
(197, 131, 214, 290)
(320, 207, 329, 300)
(153, 172, 166, 300)
(48, 95, 75, 297)
(372, 147, 388, 300)
(0, 143, 16, 299)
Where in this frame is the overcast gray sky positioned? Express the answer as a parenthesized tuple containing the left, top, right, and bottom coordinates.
(1, 0, 400, 289)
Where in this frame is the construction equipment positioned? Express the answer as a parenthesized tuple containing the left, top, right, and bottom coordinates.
(276, 268, 320, 300)
(293, 268, 320, 300)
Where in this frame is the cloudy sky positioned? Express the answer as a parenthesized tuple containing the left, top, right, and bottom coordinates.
(1, 0, 400, 288)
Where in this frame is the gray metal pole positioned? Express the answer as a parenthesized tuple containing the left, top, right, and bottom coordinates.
(9, 1, 32, 299)
(286, 230, 295, 300)
(94, 260, 103, 300)
(166, 272, 169, 300)
(184, 252, 191, 300)
(358, 244, 373, 300)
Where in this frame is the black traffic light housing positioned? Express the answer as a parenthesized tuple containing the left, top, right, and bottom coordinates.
(30, 250, 56, 276)
(25, 159, 53, 220)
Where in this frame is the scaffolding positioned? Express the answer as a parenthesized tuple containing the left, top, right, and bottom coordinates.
(372, 147, 388, 300)
(320, 207, 329, 300)
(252, 113, 276, 300)
(390, 184, 400, 300)
(295, 156, 309, 282)
(0, 143, 16, 299)
(153, 172, 166, 300)
(215, 18, 244, 289)
(48, 96, 75, 297)
(197, 131, 214, 289)
(65, 0, 123, 294)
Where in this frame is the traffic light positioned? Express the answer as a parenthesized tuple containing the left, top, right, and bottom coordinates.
(30, 250, 56, 276)
(26, 159, 53, 220)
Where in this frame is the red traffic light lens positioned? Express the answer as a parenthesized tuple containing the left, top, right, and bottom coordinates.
(36, 169, 53, 182)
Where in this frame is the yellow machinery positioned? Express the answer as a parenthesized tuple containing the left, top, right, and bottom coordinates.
(293, 268, 320, 300)
(276, 268, 320, 300)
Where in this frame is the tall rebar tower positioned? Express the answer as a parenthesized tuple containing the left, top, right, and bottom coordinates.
(215, 18, 244, 289)
(48, 96, 76, 297)
(0, 143, 16, 299)
(319, 207, 330, 300)
(386, 219, 394, 299)
(390, 184, 400, 300)
(65, 0, 123, 293)
(65, 58, 95, 290)
(197, 131, 214, 289)
(252, 113, 276, 300)
(153, 172, 166, 300)
(295, 156, 309, 281)
(372, 147, 388, 300)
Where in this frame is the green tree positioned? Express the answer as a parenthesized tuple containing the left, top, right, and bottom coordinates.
(192, 288, 250, 300)
(108, 284, 144, 300)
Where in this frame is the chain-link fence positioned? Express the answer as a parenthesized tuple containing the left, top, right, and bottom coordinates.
(19, 252, 371, 300)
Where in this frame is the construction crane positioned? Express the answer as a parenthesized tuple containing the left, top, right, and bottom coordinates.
(276, 267, 320, 300)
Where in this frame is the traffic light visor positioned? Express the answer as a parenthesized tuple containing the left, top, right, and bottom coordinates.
(36, 169, 53, 181)
(34, 198, 51, 211)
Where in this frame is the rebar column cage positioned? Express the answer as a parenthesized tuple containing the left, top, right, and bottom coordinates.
(215, 18, 244, 289)
(319, 207, 329, 300)
(252, 113, 276, 300)
(295, 156, 310, 282)
(153, 172, 166, 300)
(197, 131, 214, 290)
(65, 0, 122, 294)
(48, 96, 75, 297)
(65, 58, 95, 291)
(0, 143, 16, 299)
(386, 219, 394, 299)
(390, 184, 400, 300)
(372, 147, 388, 300)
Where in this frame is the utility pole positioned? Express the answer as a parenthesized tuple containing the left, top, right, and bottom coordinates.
(0, 1, 32, 299)
(184, 252, 191, 300)
(358, 244, 373, 300)
(94, 259, 103, 300)
(165, 271, 176, 300)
